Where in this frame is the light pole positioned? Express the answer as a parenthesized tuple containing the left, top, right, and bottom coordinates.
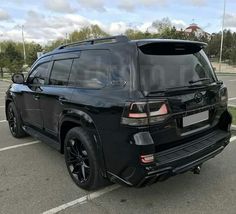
(219, 0, 226, 73)
(21, 25, 26, 65)
(65, 33, 68, 45)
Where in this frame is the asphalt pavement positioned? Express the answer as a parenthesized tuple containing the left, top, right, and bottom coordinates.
(218, 74, 236, 107)
(0, 76, 236, 214)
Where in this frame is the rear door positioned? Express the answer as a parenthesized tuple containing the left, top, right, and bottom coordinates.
(39, 54, 76, 137)
(138, 42, 221, 150)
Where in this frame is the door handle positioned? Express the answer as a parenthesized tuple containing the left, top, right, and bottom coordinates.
(34, 94, 40, 100)
(58, 97, 68, 103)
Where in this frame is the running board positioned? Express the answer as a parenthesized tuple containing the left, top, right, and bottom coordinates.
(23, 126, 60, 151)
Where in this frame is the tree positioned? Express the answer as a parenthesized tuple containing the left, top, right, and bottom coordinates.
(26, 43, 43, 66)
(125, 29, 147, 39)
(4, 43, 23, 74)
(45, 25, 110, 52)
(152, 17, 172, 34)
(0, 52, 4, 78)
(230, 49, 236, 64)
(70, 25, 109, 42)
(90, 25, 109, 38)
(44, 38, 64, 52)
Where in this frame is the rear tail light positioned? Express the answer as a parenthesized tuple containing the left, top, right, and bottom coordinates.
(121, 100, 169, 126)
(140, 154, 154, 164)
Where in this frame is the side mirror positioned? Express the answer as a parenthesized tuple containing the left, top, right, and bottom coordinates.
(12, 73, 25, 84)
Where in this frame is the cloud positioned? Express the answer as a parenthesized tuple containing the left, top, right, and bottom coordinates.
(9, 11, 111, 43)
(118, 0, 135, 12)
(77, 0, 105, 12)
(107, 22, 129, 34)
(1, 11, 143, 43)
(44, 0, 76, 13)
(21, 11, 91, 42)
(139, 0, 167, 7)
(225, 13, 236, 28)
(184, 0, 207, 7)
(171, 19, 187, 29)
(118, 0, 167, 12)
(0, 8, 11, 21)
(0, 9, 194, 44)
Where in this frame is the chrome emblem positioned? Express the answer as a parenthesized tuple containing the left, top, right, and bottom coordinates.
(194, 92, 203, 103)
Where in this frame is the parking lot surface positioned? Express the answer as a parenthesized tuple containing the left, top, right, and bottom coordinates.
(0, 76, 236, 214)
(218, 74, 236, 107)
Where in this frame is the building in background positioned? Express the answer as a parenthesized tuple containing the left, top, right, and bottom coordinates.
(184, 23, 210, 39)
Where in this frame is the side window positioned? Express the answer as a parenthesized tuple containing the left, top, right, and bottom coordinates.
(28, 62, 50, 85)
(69, 50, 110, 88)
(49, 59, 73, 86)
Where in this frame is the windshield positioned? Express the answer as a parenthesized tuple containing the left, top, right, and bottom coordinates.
(139, 45, 216, 93)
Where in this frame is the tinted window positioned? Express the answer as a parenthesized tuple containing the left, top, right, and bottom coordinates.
(139, 48, 215, 92)
(69, 50, 109, 88)
(28, 62, 50, 85)
(49, 59, 73, 86)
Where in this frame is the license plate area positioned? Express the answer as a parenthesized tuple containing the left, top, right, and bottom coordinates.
(183, 111, 209, 127)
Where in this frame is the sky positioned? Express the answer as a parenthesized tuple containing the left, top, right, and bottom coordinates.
(0, 0, 236, 44)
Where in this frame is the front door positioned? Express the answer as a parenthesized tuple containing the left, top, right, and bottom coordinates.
(21, 60, 51, 129)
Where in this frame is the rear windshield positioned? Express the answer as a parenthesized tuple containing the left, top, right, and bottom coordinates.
(139, 43, 215, 92)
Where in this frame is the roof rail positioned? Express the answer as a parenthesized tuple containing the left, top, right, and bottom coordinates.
(55, 35, 129, 50)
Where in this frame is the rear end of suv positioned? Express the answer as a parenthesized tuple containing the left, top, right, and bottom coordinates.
(115, 40, 232, 186)
(6, 36, 232, 190)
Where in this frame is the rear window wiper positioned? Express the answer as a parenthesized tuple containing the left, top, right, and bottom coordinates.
(189, 78, 211, 84)
(144, 90, 167, 96)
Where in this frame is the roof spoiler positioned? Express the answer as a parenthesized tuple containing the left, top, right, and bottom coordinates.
(138, 40, 207, 55)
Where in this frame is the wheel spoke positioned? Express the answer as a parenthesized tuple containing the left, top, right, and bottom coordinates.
(83, 156, 89, 161)
(66, 136, 90, 184)
(72, 164, 81, 174)
(67, 147, 77, 157)
(67, 158, 78, 164)
(83, 162, 89, 168)
(71, 147, 78, 156)
(74, 141, 81, 154)
(8, 118, 14, 122)
(81, 165, 86, 180)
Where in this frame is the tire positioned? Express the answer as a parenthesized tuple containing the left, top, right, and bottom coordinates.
(64, 127, 107, 190)
(7, 102, 26, 138)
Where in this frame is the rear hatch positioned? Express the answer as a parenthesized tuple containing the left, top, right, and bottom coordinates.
(137, 40, 224, 151)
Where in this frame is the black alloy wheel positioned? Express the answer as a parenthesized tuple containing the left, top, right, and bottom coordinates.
(66, 137, 90, 183)
(7, 102, 26, 138)
(8, 104, 17, 136)
(64, 127, 108, 190)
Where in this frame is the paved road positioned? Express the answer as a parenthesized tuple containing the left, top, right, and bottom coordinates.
(218, 74, 236, 106)
(0, 76, 235, 214)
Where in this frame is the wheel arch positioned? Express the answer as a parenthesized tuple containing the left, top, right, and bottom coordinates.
(59, 110, 107, 176)
(59, 110, 99, 152)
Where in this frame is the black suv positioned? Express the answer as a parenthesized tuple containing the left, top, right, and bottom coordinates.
(5, 36, 232, 190)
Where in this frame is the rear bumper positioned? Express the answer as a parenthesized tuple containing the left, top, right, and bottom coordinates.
(111, 129, 231, 187)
